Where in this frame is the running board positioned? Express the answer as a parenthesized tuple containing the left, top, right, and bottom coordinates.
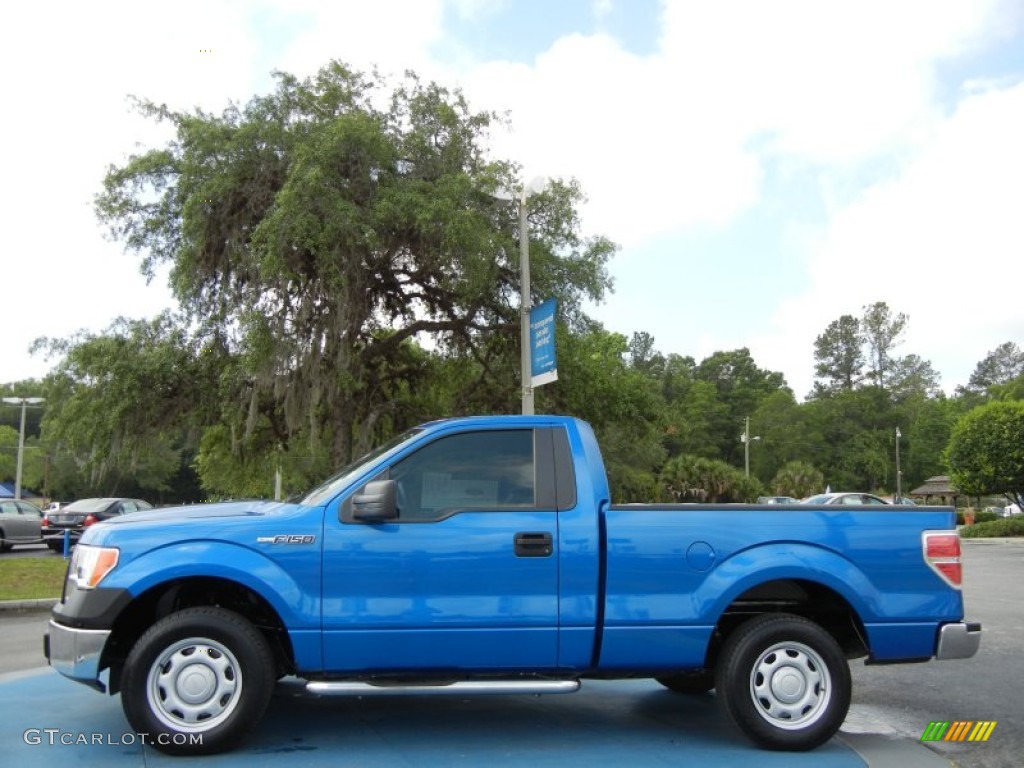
(306, 679, 581, 697)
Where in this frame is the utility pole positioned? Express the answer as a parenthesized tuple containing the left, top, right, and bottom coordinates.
(2, 396, 45, 499)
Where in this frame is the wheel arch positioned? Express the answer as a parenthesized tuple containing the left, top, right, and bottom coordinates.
(688, 543, 878, 670)
(100, 576, 295, 694)
(702, 578, 870, 673)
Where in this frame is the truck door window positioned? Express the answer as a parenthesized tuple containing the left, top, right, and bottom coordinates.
(390, 430, 537, 522)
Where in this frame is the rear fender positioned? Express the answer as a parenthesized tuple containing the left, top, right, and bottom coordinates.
(697, 543, 879, 624)
(701, 541, 964, 631)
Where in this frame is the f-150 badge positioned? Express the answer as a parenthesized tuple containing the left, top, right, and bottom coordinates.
(257, 535, 317, 544)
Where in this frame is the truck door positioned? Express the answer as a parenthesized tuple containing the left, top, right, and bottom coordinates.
(321, 428, 561, 672)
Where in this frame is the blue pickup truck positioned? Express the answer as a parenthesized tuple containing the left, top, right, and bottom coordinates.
(45, 415, 980, 755)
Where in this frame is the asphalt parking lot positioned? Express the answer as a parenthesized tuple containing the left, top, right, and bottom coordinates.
(10, 538, 1021, 767)
(2, 668, 950, 767)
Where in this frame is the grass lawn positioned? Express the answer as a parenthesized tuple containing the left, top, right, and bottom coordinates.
(0, 557, 68, 601)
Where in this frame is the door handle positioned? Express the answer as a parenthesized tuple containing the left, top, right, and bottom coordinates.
(514, 532, 553, 557)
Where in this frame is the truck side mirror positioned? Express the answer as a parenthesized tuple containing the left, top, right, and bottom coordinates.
(352, 480, 398, 522)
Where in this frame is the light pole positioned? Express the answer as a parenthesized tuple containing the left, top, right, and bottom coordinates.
(495, 176, 548, 415)
(895, 427, 902, 502)
(741, 416, 761, 478)
(517, 192, 533, 415)
(2, 396, 45, 500)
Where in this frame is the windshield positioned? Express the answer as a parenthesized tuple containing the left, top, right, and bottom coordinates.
(299, 428, 424, 506)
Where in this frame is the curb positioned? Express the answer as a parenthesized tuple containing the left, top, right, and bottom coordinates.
(961, 537, 1024, 545)
(0, 598, 58, 614)
(838, 733, 954, 767)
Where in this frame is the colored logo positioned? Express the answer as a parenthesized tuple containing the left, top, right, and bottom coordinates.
(921, 721, 996, 742)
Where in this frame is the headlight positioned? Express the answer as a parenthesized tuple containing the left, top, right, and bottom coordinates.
(68, 545, 120, 589)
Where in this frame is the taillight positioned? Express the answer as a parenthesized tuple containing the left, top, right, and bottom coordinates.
(923, 531, 962, 588)
(41, 517, 49, 528)
(83, 514, 98, 526)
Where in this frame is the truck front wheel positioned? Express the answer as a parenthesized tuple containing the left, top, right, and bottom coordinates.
(120, 607, 276, 755)
(714, 614, 850, 751)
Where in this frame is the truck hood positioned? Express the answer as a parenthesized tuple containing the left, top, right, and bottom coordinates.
(105, 500, 292, 526)
(80, 499, 320, 551)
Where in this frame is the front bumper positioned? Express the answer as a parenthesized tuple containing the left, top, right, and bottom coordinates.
(44, 620, 111, 691)
(935, 621, 982, 660)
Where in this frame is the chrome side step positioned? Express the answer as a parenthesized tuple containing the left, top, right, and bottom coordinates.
(306, 679, 581, 696)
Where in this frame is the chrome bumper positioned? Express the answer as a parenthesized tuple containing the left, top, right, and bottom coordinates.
(45, 620, 110, 691)
(935, 621, 982, 660)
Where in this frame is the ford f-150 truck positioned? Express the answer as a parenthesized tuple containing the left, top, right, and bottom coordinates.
(45, 415, 980, 755)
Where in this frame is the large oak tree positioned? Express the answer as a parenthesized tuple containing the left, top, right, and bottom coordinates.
(96, 62, 614, 472)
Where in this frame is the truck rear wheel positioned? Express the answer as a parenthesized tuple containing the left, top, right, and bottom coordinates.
(120, 606, 275, 755)
(714, 614, 850, 751)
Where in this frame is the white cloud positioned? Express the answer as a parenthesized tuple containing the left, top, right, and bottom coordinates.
(459, 31, 763, 248)
(758, 81, 1024, 396)
(1, 0, 1021, 401)
(269, 0, 447, 82)
(0, 1, 262, 381)
(658, 0, 1013, 164)
(447, 0, 1020, 254)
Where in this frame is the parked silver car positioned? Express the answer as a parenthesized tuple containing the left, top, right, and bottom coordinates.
(800, 492, 890, 506)
(0, 499, 44, 550)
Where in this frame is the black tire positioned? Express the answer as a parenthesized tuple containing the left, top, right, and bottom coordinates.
(656, 669, 715, 694)
(714, 614, 850, 751)
(120, 607, 276, 755)
(0, 530, 11, 552)
(46, 542, 64, 553)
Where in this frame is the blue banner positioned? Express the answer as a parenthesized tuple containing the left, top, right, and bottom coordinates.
(529, 299, 558, 388)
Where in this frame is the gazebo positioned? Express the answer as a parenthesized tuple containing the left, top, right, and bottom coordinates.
(910, 475, 960, 507)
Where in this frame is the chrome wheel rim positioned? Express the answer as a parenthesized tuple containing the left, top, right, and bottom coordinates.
(749, 640, 831, 729)
(147, 637, 242, 732)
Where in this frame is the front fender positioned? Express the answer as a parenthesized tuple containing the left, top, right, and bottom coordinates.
(101, 540, 320, 630)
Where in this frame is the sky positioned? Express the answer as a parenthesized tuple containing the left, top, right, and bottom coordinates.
(2, 0, 1023, 400)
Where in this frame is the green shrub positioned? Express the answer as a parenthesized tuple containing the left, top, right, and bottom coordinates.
(658, 454, 763, 503)
(610, 465, 659, 503)
(960, 517, 1024, 538)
